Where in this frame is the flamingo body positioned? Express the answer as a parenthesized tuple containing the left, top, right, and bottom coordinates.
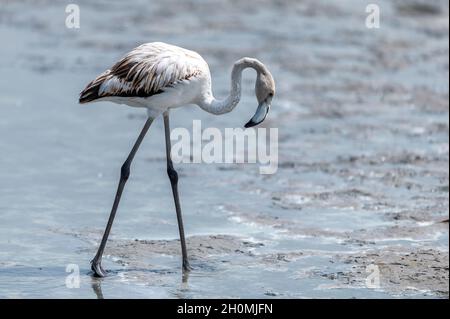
(80, 42, 210, 118)
(79, 42, 275, 277)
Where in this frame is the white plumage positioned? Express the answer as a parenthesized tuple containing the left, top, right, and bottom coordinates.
(80, 42, 275, 122)
(80, 42, 210, 117)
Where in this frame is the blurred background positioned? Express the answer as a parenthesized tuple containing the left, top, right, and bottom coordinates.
(0, 0, 448, 298)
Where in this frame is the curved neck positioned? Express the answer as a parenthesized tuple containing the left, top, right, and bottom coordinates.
(198, 58, 266, 115)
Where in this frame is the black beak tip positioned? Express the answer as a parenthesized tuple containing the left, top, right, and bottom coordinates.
(244, 120, 258, 128)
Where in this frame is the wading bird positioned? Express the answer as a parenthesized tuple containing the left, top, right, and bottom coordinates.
(79, 42, 275, 277)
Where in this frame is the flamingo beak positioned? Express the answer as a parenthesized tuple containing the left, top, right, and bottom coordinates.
(244, 99, 271, 128)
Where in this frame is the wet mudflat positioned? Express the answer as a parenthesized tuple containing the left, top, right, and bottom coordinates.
(0, 0, 448, 298)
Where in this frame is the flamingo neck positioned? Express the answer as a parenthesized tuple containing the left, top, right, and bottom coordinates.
(198, 58, 266, 115)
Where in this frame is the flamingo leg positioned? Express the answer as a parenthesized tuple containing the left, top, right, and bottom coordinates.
(91, 116, 154, 277)
(163, 111, 191, 272)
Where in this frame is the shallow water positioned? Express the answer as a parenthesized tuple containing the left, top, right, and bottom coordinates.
(0, 0, 448, 298)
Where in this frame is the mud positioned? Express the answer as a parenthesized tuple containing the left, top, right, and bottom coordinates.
(0, 0, 448, 298)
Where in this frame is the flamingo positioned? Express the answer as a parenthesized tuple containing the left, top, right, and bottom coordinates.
(79, 42, 275, 277)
